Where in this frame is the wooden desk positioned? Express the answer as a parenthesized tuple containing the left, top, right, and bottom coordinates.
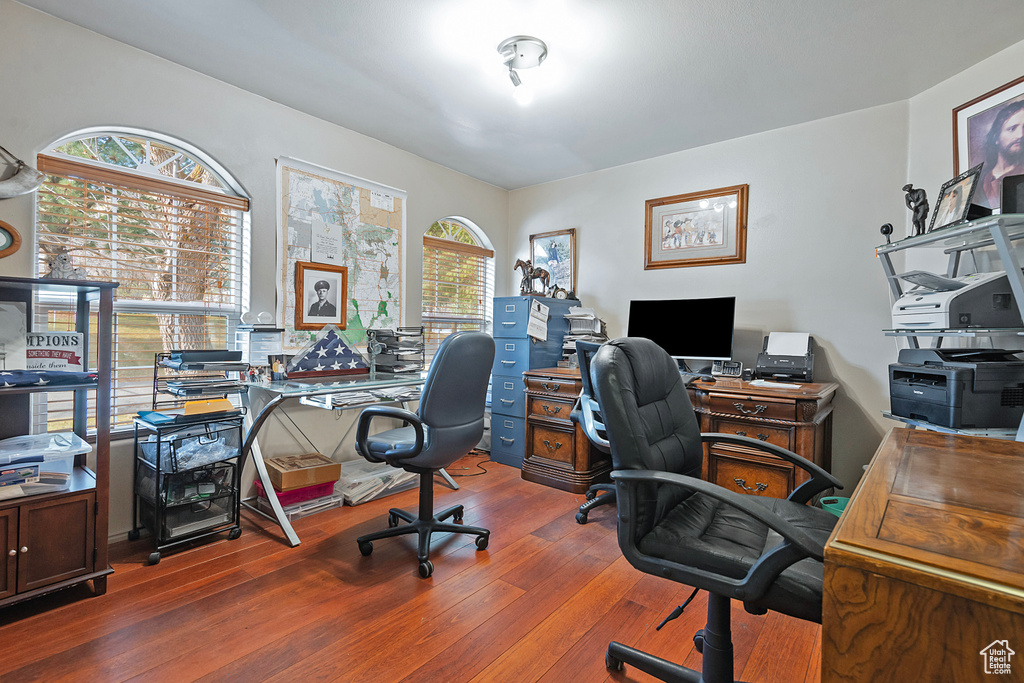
(822, 428, 1024, 682)
(690, 379, 837, 498)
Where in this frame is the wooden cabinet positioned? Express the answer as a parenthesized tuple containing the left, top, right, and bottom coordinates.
(691, 379, 837, 498)
(521, 367, 612, 493)
(0, 276, 116, 609)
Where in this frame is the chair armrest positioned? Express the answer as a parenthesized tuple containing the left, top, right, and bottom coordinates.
(572, 394, 611, 453)
(612, 468, 828, 601)
(355, 405, 424, 462)
(700, 433, 842, 503)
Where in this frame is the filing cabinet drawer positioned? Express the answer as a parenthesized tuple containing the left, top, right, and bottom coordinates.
(527, 394, 573, 423)
(529, 423, 574, 466)
(712, 419, 794, 451)
(491, 374, 525, 418)
(493, 298, 532, 338)
(492, 340, 531, 376)
(490, 415, 526, 467)
(708, 395, 796, 421)
(708, 450, 793, 499)
(524, 375, 580, 399)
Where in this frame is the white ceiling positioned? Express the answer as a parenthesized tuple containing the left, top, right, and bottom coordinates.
(15, 0, 1024, 190)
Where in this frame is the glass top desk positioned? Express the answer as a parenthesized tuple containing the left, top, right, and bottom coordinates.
(240, 371, 428, 547)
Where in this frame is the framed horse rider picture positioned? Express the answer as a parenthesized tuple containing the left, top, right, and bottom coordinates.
(530, 228, 576, 294)
(295, 261, 347, 330)
(644, 184, 748, 270)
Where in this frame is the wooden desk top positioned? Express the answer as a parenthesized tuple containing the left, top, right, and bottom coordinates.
(691, 378, 838, 400)
(827, 427, 1024, 613)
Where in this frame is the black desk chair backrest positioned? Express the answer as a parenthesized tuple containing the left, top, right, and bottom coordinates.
(354, 331, 494, 578)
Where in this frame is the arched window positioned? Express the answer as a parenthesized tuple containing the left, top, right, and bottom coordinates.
(34, 129, 249, 431)
(422, 218, 494, 359)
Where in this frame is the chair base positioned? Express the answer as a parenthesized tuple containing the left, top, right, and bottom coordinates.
(356, 471, 489, 578)
(606, 593, 744, 683)
(576, 484, 615, 524)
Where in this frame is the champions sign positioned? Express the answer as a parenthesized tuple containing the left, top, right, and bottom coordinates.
(25, 333, 84, 372)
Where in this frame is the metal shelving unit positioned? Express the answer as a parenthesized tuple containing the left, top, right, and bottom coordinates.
(876, 214, 1024, 439)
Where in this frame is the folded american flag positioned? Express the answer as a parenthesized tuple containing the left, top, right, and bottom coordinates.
(287, 327, 368, 376)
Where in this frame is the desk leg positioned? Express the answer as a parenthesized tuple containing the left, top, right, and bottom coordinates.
(240, 393, 301, 547)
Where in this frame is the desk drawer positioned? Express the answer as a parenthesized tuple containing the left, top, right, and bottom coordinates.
(524, 375, 580, 399)
(708, 395, 796, 421)
(529, 423, 574, 466)
(493, 340, 531, 376)
(708, 450, 793, 498)
(527, 394, 574, 423)
(492, 374, 525, 418)
(493, 299, 531, 338)
(712, 419, 793, 451)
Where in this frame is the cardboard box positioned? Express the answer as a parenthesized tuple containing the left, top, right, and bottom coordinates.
(264, 453, 341, 491)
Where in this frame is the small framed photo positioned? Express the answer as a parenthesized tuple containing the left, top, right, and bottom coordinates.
(295, 261, 347, 330)
(644, 184, 748, 270)
(953, 74, 1024, 211)
(929, 164, 983, 232)
(530, 228, 576, 293)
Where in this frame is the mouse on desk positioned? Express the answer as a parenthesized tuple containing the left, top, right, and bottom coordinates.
(700, 374, 715, 382)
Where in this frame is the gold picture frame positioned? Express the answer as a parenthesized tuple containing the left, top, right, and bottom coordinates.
(295, 261, 347, 330)
(0, 220, 22, 259)
(529, 228, 577, 293)
(644, 184, 748, 270)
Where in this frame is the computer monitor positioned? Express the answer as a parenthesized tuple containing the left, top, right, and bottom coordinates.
(627, 297, 735, 366)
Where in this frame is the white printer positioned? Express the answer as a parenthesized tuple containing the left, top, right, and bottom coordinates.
(891, 270, 1021, 329)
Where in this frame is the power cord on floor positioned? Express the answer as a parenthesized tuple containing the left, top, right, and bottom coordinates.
(445, 451, 492, 477)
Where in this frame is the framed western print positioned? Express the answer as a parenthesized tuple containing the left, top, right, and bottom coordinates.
(645, 184, 748, 270)
(529, 228, 576, 293)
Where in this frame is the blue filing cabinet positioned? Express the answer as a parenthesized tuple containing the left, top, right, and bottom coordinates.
(490, 295, 573, 467)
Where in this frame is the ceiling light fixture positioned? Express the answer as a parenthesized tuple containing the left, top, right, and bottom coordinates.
(497, 35, 547, 88)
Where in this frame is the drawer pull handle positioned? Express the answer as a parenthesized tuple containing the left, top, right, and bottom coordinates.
(542, 405, 562, 415)
(500, 398, 514, 405)
(20, 546, 28, 553)
(734, 430, 746, 437)
(501, 360, 516, 366)
(733, 478, 768, 493)
(732, 402, 766, 416)
(501, 321, 516, 326)
(756, 433, 769, 441)
(541, 382, 561, 391)
(500, 437, 515, 445)
(542, 439, 563, 451)
(7, 549, 15, 557)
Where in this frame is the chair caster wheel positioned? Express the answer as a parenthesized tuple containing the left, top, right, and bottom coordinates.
(418, 560, 434, 578)
(127, 529, 140, 541)
(585, 490, 597, 501)
(576, 511, 588, 525)
(453, 511, 463, 523)
(358, 540, 373, 556)
(228, 528, 241, 540)
(148, 552, 161, 565)
(605, 651, 623, 671)
(694, 629, 704, 653)
(388, 513, 399, 528)
(475, 535, 489, 550)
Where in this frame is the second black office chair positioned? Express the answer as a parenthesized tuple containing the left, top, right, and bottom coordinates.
(571, 340, 615, 524)
(354, 331, 494, 578)
(586, 337, 843, 683)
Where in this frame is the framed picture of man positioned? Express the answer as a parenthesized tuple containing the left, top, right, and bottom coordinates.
(295, 261, 347, 330)
(954, 74, 1024, 211)
(530, 228, 576, 293)
(929, 164, 982, 233)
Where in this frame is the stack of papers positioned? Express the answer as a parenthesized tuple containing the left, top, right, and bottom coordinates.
(563, 306, 608, 355)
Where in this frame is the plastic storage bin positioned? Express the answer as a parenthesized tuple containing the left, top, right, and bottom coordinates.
(821, 496, 850, 518)
(0, 432, 91, 500)
(139, 420, 241, 472)
(335, 458, 417, 506)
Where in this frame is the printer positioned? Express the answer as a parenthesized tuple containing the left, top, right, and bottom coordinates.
(755, 333, 814, 382)
(888, 348, 1024, 429)
(891, 270, 1021, 329)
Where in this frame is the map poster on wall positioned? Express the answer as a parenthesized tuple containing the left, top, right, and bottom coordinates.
(276, 157, 407, 353)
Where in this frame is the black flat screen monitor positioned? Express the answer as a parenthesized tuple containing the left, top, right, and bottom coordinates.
(627, 297, 735, 362)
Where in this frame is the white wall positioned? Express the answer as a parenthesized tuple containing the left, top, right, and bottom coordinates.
(0, 1, 509, 536)
(510, 104, 910, 488)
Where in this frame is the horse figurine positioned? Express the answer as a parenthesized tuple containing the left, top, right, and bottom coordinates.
(514, 258, 551, 295)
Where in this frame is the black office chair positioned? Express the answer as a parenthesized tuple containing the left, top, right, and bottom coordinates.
(354, 331, 495, 578)
(585, 337, 842, 683)
(570, 341, 615, 524)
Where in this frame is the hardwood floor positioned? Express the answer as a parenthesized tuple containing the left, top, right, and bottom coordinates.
(0, 455, 822, 682)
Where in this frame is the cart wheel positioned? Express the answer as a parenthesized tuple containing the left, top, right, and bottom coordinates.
(475, 535, 489, 551)
(388, 513, 400, 528)
(418, 560, 434, 578)
(127, 529, 140, 541)
(228, 527, 242, 540)
(358, 540, 373, 556)
(576, 511, 588, 525)
(148, 552, 161, 565)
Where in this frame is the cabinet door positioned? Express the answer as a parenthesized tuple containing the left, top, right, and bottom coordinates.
(0, 508, 16, 600)
(17, 492, 95, 594)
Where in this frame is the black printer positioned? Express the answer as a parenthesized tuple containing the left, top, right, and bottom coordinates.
(889, 348, 1024, 429)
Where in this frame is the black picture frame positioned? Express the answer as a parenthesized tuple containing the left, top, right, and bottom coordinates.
(928, 164, 983, 233)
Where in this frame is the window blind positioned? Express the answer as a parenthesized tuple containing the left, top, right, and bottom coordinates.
(422, 236, 494, 359)
(34, 154, 244, 432)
